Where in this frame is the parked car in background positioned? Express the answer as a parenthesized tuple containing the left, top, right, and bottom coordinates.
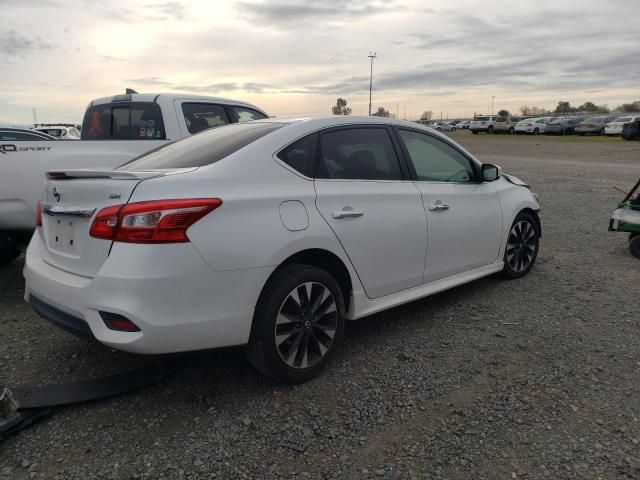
(514, 117, 551, 135)
(575, 116, 616, 135)
(0, 128, 56, 141)
(470, 115, 497, 134)
(434, 121, 458, 132)
(24, 116, 541, 382)
(494, 116, 515, 134)
(456, 120, 470, 129)
(33, 124, 81, 140)
(0, 91, 268, 264)
(544, 117, 583, 135)
(605, 116, 640, 135)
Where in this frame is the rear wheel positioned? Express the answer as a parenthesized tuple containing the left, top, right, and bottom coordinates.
(247, 264, 345, 383)
(451, 127, 457, 132)
(0, 232, 20, 267)
(501, 212, 539, 279)
(472, 130, 478, 134)
(487, 126, 494, 134)
(533, 128, 539, 135)
(508, 127, 514, 134)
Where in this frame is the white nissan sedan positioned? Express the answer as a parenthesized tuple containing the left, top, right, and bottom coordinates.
(24, 117, 541, 383)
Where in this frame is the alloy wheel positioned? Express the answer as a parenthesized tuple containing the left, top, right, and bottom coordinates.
(274, 282, 338, 369)
(506, 221, 537, 273)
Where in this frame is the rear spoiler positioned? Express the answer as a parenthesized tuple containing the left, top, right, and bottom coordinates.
(46, 168, 196, 180)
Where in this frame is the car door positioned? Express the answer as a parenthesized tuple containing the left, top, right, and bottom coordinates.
(396, 128, 503, 283)
(314, 126, 427, 299)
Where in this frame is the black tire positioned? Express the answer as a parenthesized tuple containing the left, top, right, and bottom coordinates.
(629, 234, 640, 259)
(487, 126, 494, 134)
(0, 231, 20, 267)
(501, 212, 540, 279)
(451, 127, 456, 132)
(533, 128, 539, 135)
(472, 130, 478, 134)
(246, 264, 345, 383)
(508, 127, 514, 134)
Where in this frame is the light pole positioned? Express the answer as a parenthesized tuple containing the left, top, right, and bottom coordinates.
(491, 96, 495, 115)
(368, 52, 377, 116)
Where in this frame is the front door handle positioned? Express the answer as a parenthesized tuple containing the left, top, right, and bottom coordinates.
(428, 202, 450, 212)
(332, 207, 365, 219)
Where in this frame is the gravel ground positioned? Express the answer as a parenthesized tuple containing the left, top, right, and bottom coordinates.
(1, 133, 639, 479)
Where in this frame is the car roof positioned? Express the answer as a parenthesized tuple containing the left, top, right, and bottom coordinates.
(0, 127, 55, 138)
(91, 92, 262, 109)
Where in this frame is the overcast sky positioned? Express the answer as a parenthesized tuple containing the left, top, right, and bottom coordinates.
(1, 0, 638, 124)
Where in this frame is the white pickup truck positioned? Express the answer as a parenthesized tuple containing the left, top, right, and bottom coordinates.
(0, 92, 268, 264)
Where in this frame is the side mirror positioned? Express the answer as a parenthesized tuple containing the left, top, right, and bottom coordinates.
(482, 163, 501, 182)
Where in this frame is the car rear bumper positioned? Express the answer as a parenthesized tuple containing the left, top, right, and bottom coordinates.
(24, 235, 274, 354)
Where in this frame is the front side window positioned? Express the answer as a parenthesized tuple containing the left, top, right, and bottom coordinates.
(182, 103, 230, 134)
(228, 106, 267, 123)
(316, 128, 402, 180)
(277, 133, 317, 177)
(81, 102, 166, 140)
(399, 129, 476, 182)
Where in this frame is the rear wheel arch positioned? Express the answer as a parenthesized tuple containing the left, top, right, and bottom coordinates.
(262, 248, 354, 314)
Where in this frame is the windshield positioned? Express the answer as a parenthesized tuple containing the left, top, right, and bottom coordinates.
(82, 102, 166, 140)
(119, 122, 284, 170)
(475, 116, 489, 121)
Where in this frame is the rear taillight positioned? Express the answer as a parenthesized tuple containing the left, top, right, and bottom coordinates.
(90, 198, 222, 243)
(527, 123, 533, 127)
(36, 201, 43, 227)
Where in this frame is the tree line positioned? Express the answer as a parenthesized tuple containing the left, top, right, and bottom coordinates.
(331, 98, 640, 119)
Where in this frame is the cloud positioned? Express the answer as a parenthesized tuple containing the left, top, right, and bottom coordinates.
(124, 77, 277, 94)
(153, 1, 188, 20)
(0, 30, 54, 60)
(236, 0, 399, 27)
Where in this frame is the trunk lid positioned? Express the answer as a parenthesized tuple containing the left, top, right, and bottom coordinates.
(39, 168, 183, 277)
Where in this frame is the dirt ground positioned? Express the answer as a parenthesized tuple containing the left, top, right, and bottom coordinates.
(1, 131, 639, 479)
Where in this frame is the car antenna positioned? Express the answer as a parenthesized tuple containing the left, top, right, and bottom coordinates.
(125, 88, 138, 94)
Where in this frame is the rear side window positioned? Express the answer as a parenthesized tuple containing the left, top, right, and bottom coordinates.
(277, 133, 318, 177)
(119, 122, 284, 171)
(228, 106, 267, 123)
(82, 102, 165, 140)
(316, 128, 402, 180)
(182, 103, 230, 134)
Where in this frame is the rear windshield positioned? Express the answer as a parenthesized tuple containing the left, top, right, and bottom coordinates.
(82, 102, 166, 140)
(496, 117, 507, 122)
(119, 122, 284, 171)
(615, 117, 631, 122)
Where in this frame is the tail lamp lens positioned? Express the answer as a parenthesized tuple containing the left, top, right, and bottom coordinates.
(90, 198, 222, 243)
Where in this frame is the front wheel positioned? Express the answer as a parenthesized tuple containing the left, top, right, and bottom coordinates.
(451, 127, 457, 132)
(533, 128, 539, 135)
(0, 232, 20, 267)
(501, 212, 540, 279)
(472, 130, 478, 134)
(247, 264, 345, 383)
(487, 126, 494, 134)
(508, 127, 514, 134)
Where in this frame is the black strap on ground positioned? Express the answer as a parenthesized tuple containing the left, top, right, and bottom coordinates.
(0, 361, 185, 443)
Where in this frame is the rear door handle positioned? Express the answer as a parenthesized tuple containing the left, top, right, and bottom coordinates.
(332, 207, 364, 219)
(428, 202, 450, 211)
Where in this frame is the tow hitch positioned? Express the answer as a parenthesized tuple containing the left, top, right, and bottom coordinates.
(0, 362, 183, 442)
